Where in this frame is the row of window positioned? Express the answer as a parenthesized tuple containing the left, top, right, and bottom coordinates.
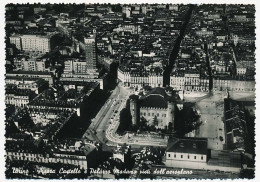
(6, 103, 26, 107)
(9, 156, 86, 165)
(18, 86, 37, 89)
(22, 42, 49, 45)
(168, 153, 204, 160)
(140, 112, 167, 117)
(22, 39, 49, 42)
(6, 97, 29, 101)
(172, 87, 209, 91)
(214, 87, 255, 91)
(171, 80, 209, 83)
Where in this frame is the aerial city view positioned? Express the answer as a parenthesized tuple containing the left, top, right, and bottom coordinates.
(5, 4, 255, 179)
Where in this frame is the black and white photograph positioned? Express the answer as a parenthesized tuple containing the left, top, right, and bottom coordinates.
(3, 1, 257, 180)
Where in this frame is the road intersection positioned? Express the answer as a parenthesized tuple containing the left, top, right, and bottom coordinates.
(83, 84, 255, 150)
(83, 83, 168, 147)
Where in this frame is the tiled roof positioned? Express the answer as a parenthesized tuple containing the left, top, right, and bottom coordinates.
(166, 137, 208, 155)
(140, 95, 167, 109)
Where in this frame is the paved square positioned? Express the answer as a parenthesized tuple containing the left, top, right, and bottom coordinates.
(187, 92, 226, 150)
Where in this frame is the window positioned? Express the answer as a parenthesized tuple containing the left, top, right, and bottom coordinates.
(201, 156, 203, 160)
(157, 113, 159, 117)
(181, 155, 183, 158)
(168, 154, 170, 157)
(188, 155, 190, 159)
(194, 156, 196, 159)
(148, 113, 150, 116)
(152, 113, 154, 116)
(144, 113, 146, 116)
(174, 154, 176, 158)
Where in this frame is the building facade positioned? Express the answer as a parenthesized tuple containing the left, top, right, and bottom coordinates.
(165, 137, 241, 172)
(213, 78, 255, 92)
(63, 59, 88, 74)
(6, 151, 88, 169)
(6, 71, 54, 85)
(130, 87, 180, 129)
(5, 87, 35, 107)
(22, 58, 47, 71)
(10, 34, 53, 53)
(9, 35, 22, 49)
(170, 73, 209, 92)
(5, 77, 49, 95)
(118, 68, 163, 88)
(84, 36, 97, 70)
(165, 137, 208, 169)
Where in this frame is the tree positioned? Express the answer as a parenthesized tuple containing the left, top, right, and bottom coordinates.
(175, 104, 201, 136)
(153, 116, 158, 126)
(117, 108, 132, 134)
(139, 117, 148, 132)
(239, 169, 254, 179)
(168, 122, 173, 132)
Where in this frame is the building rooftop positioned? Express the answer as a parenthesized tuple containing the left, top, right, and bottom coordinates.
(166, 137, 208, 155)
(6, 86, 34, 96)
(140, 95, 168, 109)
(10, 33, 53, 39)
(139, 87, 181, 108)
(8, 70, 52, 76)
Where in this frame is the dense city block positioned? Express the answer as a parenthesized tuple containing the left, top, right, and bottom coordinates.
(5, 4, 255, 179)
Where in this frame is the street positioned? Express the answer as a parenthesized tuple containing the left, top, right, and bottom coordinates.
(83, 83, 168, 147)
(83, 84, 255, 150)
(82, 83, 132, 142)
(186, 90, 255, 150)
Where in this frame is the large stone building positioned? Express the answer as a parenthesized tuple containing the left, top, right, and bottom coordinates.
(165, 137, 242, 172)
(129, 87, 181, 129)
(213, 78, 255, 92)
(5, 139, 99, 170)
(5, 88, 35, 107)
(63, 59, 88, 74)
(6, 71, 54, 85)
(10, 34, 54, 53)
(28, 81, 100, 117)
(5, 77, 49, 95)
(165, 137, 208, 168)
(224, 98, 250, 152)
(22, 58, 47, 72)
(118, 67, 164, 88)
(170, 72, 209, 92)
(113, 24, 141, 34)
(61, 58, 106, 90)
(84, 36, 97, 71)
